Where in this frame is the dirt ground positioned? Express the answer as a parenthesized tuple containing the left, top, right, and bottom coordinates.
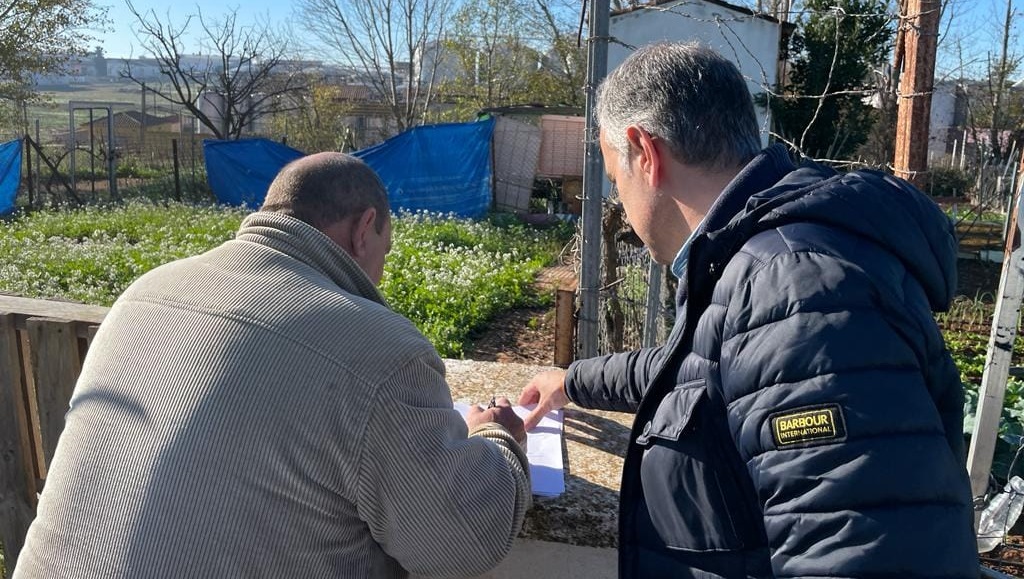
(463, 305, 557, 366)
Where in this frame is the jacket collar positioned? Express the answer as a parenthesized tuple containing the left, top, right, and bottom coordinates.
(234, 212, 388, 307)
(701, 144, 797, 236)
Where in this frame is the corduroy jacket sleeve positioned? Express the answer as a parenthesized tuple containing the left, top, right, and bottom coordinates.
(353, 351, 531, 578)
(716, 249, 977, 578)
(564, 345, 665, 413)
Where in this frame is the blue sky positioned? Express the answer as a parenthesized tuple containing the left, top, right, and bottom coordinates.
(936, 0, 1023, 78)
(95, 0, 1022, 79)
(97, 0, 297, 59)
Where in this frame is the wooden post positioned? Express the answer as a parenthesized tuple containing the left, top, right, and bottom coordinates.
(968, 151, 1024, 516)
(18, 330, 43, 485)
(172, 138, 182, 203)
(0, 314, 37, 570)
(893, 0, 940, 189)
(554, 288, 577, 368)
(24, 135, 32, 208)
(25, 318, 81, 472)
(140, 82, 146, 147)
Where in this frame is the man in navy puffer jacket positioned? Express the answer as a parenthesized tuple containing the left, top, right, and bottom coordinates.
(519, 42, 978, 578)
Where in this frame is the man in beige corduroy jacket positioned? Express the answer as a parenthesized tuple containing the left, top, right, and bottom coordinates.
(15, 153, 531, 579)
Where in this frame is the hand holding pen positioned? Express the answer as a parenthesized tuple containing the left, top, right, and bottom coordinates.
(465, 395, 526, 446)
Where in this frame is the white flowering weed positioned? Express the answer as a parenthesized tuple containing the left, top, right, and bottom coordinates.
(1, 205, 570, 358)
(382, 211, 569, 357)
(0, 202, 246, 305)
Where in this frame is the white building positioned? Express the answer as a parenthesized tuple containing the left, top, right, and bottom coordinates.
(416, 40, 461, 85)
(608, 0, 789, 147)
(108, 58, 164, 81)
(928, 81, 963, 159)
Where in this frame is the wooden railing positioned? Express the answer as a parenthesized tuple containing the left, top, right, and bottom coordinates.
(0, 295, 109, 573)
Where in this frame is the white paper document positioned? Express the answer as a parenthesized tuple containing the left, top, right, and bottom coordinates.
(454, 402, 565, 497)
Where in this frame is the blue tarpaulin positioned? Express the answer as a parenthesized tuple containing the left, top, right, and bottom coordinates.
(204, 138, 306, 209)
(0, 138, 22, 215)
(353, 118, 495, 218)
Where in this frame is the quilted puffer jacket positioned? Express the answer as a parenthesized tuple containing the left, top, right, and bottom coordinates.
(566, 145, 978, 578)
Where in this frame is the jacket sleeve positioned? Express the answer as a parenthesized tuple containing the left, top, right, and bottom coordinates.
(564, 345, 665, 412)
(718, 251, 976, 578)
(354, 351, 531, 578)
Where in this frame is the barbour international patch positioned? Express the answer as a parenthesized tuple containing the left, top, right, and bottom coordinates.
(770, 404, 846, 448)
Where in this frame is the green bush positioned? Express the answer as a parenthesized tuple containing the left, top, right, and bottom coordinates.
(926, 167, 973, 198)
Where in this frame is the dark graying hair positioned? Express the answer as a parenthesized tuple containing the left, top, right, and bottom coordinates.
(261, 152, 390, 232)
(596, 42, 761, 171)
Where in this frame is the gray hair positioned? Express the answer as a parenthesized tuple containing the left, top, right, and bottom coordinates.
(261, 152, 390, 232)
(596, 42, 761, 171)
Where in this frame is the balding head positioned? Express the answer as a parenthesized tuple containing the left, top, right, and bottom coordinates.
(261, 152, 390, 233)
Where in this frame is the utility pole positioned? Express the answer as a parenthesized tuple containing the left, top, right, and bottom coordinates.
(578, 0, 611, 358)
(893, 0, 940, 189)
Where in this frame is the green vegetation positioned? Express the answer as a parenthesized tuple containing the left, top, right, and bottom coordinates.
(938, 298, 1024, 482)
(0, 203, 245, 305)
(0, 203, 570, 357)
(926, 167, 974, 198)
(771, 0, 893, 160)
(382, 211, 570, 355)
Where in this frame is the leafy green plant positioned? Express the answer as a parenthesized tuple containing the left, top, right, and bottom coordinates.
(939, 301, 1024, 483)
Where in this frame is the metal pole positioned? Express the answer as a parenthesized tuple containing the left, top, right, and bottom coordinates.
(106, 106, 117, 199)
(191, 122, 197, 197)
(578, 0, 611, 358)
(34, 119, 40, 196)
(962, 128, 968, 170)
(89, 108, 95, 200)
(68, 103, 76, 196)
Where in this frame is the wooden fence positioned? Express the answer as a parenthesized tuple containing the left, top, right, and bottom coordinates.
(0, 295, 108, 573)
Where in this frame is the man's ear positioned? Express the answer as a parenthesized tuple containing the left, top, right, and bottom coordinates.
(349, 207, 377, 258)
(624, 126, 661, 187)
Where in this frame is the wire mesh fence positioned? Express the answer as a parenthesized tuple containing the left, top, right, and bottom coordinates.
(10, 98, 266, 208)
(594, 202, 675, 353)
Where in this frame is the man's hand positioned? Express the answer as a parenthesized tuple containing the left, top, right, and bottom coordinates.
(518, 369, 569, 431)
(466, 397, 526, 446)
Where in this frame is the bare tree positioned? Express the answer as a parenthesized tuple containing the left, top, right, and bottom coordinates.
(944, 0, 1022, 165)
(984, 0, 1021, 161)
(122, 2, 306, 140)
(297, 0, 453, 133)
